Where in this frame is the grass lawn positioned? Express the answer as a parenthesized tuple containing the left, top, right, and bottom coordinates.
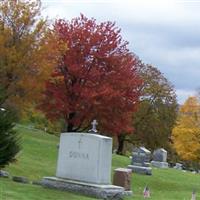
(0, 179, 94, 200)
(1, 125, 200, 200)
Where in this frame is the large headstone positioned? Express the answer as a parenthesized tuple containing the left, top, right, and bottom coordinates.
(151, 148, 168, 168)
(56, 133, 111, 184)
(128, 147, 152, 175)
(41, 132, 124, 199)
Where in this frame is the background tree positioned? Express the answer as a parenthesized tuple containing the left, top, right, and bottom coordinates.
(0, 87, 20, 169)
(117, 63, 178, 154)
(0, 0, 62, 113)
(172, 96, 200, 162)
(40, 14, 142, 136)
(132, 64, 178, 150)
(21, 104, 63, 135)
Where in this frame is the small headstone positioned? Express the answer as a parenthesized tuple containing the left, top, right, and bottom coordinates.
(153, 148, 167, 162)
(151, 148, 169, 168)
(127, 147, 152, 175)
(113, 168, 132, 192)
(131, 147, 151, 166)
(174, 163, 182, 170)
(0, 170, 10, 178)
(12, 176, 29, 184)
(113, 149, 117, 154)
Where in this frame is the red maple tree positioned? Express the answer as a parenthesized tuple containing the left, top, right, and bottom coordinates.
(40, 14, 142, 136)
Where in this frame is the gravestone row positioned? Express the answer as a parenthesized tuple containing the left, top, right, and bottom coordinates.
(128, 147, 152, 175)
(40, 120, 170, 199)
(127, 147, 169, 175)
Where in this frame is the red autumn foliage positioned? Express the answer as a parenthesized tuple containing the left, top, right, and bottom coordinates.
(40, 14, 142, 135)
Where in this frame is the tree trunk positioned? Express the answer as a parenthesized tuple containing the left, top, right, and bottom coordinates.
(67, 122, 74, 132)
(67, 112, 76, 132)
(116, 134, 125, 155)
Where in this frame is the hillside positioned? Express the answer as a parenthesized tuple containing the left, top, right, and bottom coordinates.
(1, 125, 200, 200)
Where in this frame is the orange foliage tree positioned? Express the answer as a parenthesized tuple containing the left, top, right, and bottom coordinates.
(172, 96, 200, 161)
(0, 0, 62, 113)
(39, 15, 142, 136)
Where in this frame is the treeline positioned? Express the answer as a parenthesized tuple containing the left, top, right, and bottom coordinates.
(0, 0, 179, 167)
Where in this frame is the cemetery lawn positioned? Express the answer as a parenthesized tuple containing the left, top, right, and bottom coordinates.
(1, 124, 200, 200)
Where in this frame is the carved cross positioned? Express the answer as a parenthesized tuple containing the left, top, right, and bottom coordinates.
(88, 119, 98, 133)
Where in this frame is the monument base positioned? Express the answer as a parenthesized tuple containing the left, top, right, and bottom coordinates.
(123, 190, 133, 196)
(41, 177, 125, 199)
(151, 161, 169, 168)
(127, 165, 152, 175)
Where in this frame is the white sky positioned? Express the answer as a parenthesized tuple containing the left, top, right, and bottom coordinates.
(41, 0, 200, 104)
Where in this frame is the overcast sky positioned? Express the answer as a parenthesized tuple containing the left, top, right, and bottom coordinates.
(42, 0, 200, 104)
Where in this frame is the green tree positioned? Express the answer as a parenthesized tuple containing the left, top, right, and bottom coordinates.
(132, 64, 178, 150)
(132, 65, 178, 149)
(0, 88, 20, 168)
(117, 63, 178, 154)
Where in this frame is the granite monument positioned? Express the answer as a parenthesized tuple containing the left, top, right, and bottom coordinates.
(128, 147, 152, 175)
(151, 148, 169, 168)
(41, 120, 124, 199)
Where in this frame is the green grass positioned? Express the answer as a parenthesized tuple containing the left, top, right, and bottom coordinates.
(6, 125, 58, 180)
(0, 179, 94, 200)
(1, 125, 200, 200)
